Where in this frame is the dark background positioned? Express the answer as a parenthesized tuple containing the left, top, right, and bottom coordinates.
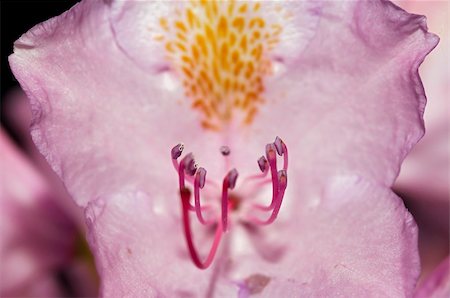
(1, 0, 78, 124)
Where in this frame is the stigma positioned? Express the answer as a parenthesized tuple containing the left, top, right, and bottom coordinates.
(171, 137, 288, 269)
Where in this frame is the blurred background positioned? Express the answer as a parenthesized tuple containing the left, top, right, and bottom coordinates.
(1, 0, 448, 297)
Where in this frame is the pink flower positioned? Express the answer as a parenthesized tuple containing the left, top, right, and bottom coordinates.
(393, 0, 449, 286)
(9, 0, 438, 296)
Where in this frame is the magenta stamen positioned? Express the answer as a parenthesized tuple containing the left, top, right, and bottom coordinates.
(258, 156, 268, 173)
(222, 169, 238, 232)
(171, 137, 288, 270)
(252, 138, 289, 211)
(171, 144, 196, 185)
(274, 137, 284, 155)
(248, 170, 288, 225)
(266, 143, 279, 209)
(180, 188, 223, 269)
(171, 143, 184, 159)
(194, 167, 214, 225)
(183, 153, 198, 176)
(178, 155, 197, 211)
(274, 136, 288, 170)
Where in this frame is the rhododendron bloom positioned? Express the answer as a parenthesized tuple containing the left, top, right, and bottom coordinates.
(9, 0, 438, 296)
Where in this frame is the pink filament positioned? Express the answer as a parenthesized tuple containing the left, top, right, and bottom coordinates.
(242, 166, 269, 183)
(177, 160, 196, 211)
(247, 181, 287, 225)
(221, 177, 230, 232)
(194, 175, 214, 225)
(253, 147, 280, 211)
(173, 158, 195, 184)
(180, 188, 223, 270)
(172, 137, 288, 269)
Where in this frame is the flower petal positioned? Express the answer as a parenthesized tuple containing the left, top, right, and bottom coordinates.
(240, 0, 439, 186)
(9, 0, 220, 207)
(85, 190, 238, 296)
(8, 0, 434, 295)
(85, 175, 420, 296)
(231, 176, 420, 297)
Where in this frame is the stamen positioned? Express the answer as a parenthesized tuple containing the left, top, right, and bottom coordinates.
(171, 137, 289, 269)
(194, 167, 213, 225)
(274, 136, 288, 171)
(266, 143, 279, 209)
(248, 170, 287, 225)
(171, 143, 184, 159)
(197, 167, 207, 189)
(227, 168, 239, 189)
(171, 143, 196, 185)
(183, 153, 198, 176)
(180, 187, 223, 269)
(252, 138, 289, 211)
(177, 153, 197, 211)
(274, 136, 284, 156)
(222, 168, 239, 232)
(257, 156, 268, 173)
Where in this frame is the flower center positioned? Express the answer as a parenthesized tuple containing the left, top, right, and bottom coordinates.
(156, 1, 283, 130)
(171, 137, 288, 269)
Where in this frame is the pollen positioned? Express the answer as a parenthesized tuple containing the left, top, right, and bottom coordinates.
(157, 1, 283, 130)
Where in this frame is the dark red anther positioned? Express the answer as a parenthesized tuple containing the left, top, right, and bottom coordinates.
(274, 136, 284, 156)
(257, 156, 268, 173)
(183, 153, 198, 176)
(171, 143, 184, 159)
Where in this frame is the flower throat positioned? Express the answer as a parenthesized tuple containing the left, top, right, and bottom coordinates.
(156, 1, 284, 130)
(171, 137, 288, 269)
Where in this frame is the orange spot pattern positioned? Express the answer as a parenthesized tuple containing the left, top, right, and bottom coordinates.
(157, 1, 283, 130)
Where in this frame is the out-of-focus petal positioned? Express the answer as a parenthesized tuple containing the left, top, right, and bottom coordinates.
(0, 130, 75, 296)
(3, 87, 86, 230)
(415, 257, 450, 298)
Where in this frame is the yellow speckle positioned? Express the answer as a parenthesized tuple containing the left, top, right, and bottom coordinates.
(157, 1, 284, 130)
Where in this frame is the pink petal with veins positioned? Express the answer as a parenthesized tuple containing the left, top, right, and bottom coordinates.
(9, 0, 437, 296)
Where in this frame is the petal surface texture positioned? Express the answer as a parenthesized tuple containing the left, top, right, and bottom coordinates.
(9, 0, 437, 296)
